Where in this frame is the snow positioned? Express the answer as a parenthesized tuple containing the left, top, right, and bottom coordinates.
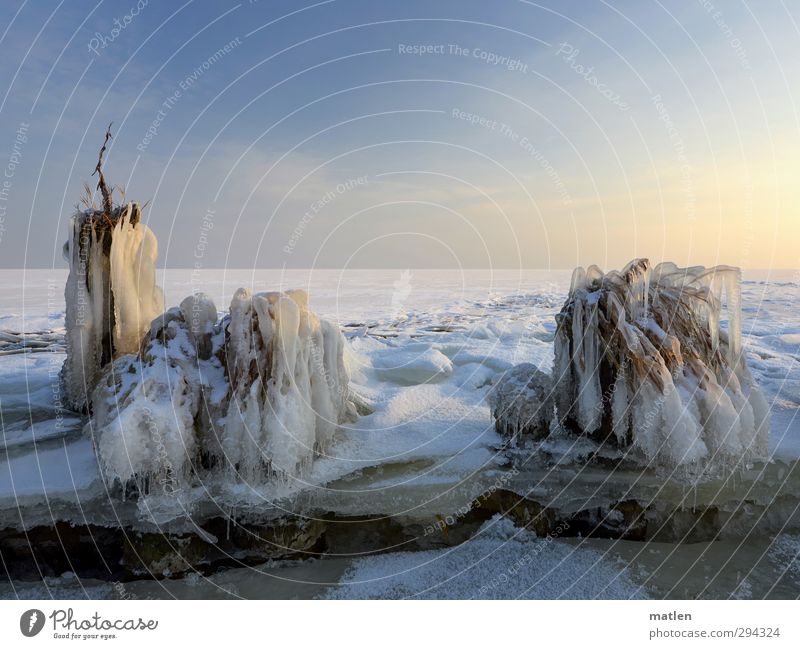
(323, 515, 643, 599)
(0, 573, 114, 600)
(768, 534, 800, 584)
(1, 267, 799, 599)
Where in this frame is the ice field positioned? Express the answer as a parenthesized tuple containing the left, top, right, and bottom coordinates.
(1, 268, 799, 599)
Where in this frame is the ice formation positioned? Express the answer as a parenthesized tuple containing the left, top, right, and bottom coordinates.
(493, 259, 770, 470)
(222, 288, 355, 480)
(61, 204, 164, 411)
(60, 186, 355, 492)
(87, 287, 355, 492)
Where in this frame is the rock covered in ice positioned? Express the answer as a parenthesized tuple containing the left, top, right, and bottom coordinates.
(495, 259, 769, 472)
(61, 204, 164, 411)
(221, 287, 356, 481)
(488, 363, 553, 440)
(179, 292, 217, 359)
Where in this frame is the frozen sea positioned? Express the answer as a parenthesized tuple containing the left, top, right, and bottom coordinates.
(1, 268, 799, 599)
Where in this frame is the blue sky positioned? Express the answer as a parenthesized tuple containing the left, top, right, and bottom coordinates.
(0, 0, 797, 269)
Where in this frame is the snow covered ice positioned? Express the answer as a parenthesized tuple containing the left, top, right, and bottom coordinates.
(323, 515, 644, 599)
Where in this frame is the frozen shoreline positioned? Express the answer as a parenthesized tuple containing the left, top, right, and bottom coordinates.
(1, 269, 798, 597)
(2, 269, 798, 514)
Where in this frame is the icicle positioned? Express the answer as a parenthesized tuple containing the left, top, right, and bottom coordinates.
(569, 266, 587, 294)
(109, 204, 164, 353)
(576, 298, 603, 432)
(724, 267, 743, 366)
(611, 367, 630, 444)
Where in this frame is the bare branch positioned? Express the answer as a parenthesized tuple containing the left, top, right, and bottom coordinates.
(91, 123, 114, 219)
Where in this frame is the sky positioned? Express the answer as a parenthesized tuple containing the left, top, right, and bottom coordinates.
(0, 0, 797, 270)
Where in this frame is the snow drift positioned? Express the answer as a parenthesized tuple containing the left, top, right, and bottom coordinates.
(61, 204, 164, 412)
(491, 259, 770, 470)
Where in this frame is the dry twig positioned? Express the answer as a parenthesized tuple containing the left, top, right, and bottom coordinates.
(91, 123, 114, 222)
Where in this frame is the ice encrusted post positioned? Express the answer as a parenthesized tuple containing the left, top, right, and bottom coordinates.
(61, 129, 163, 411)
(491, 259, 770, 470)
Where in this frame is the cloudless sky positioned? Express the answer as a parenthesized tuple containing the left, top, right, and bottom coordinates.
(0, 0, 797, 270)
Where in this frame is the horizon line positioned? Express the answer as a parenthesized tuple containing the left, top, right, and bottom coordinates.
(3, 266, 797, 273)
